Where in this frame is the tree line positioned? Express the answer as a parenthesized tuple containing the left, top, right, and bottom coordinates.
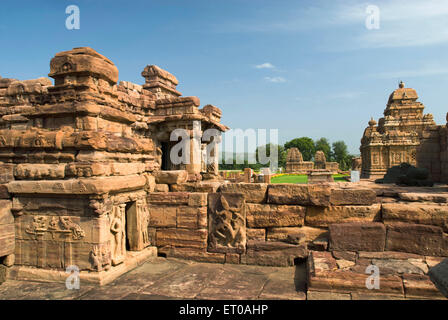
(219, 137, 355, 171)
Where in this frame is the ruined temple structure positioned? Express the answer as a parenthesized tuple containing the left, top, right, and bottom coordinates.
(360, 81, 448, 181)
(0, 50, 447, 299)
(285, 149, 339, 174)
(0, 47, 228, 284)
(285, 148, 313, 173)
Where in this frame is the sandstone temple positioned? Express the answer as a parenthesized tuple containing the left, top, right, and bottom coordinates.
(0, 49, 447, 299)
(286, 148, 339, 174)
(360, 81, 448, 182)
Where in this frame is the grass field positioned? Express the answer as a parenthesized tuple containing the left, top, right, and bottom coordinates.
(271, 174, 349, 184)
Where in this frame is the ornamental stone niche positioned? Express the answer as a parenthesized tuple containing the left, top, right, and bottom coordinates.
(0, 47, 228, 284)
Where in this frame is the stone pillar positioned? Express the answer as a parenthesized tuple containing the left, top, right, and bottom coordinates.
(244, 168, 253, 183)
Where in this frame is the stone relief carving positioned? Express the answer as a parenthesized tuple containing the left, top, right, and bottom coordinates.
(25, 216, 85, 240)
(208, 193, 246, 253)
(109, 204, 126, 265)
(89, 243, 112, 272)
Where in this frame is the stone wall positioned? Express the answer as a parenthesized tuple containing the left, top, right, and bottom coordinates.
(148, 182, 448, 269)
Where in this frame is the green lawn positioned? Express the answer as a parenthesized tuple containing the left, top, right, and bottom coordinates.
(271, 174, 349, 184)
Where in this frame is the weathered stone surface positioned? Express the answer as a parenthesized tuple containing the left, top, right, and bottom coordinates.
(308, 251, 338, 274)
(225, 253, 240, 264)
(398, 192, 448, 203)
(247, 228, 266, 241)
(332, 251, 357, 261)
(429, 258, 448, 298)
(177, 206, 207, 229)
(308, 270, 404, 295)
(170, 182, 221, 193)
(0, 223, 15, 257)
(147, 192, 189, 205)
(267, 184, 330, 206)
(218, 183, 267, 203)
(154, 170, 188, 185)
(155, 228, 207, 249)
(329, 187, 376, 205)
(208, 193, 246, 253)
(307, 290, 351, 300)
(306, 204, 381, 227)
(246, 203, 305, 228)
(371, 259, 425, 275)
(336, 259, 356, 269)
(244, 240, 307, 267)
(187, 193, 207, 207)
(154, 184, 169, 192)
(382, 202, 448, 232)
(329, 222, 386, 252)
(2, 254, 15, 267)
(403, 274, 446, 298)
(0, 184, 10, 199)
(385, 223, 448, 256)
(148, 205, 177, 227)
(266, 227, 304, 244)
(158, 247, 225, 263)
(358, 251, 423, 260)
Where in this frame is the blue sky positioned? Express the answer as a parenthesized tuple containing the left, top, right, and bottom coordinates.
(1, 0, 448, 154)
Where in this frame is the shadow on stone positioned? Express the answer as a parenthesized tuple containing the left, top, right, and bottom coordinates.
(375, 163, 433, 186)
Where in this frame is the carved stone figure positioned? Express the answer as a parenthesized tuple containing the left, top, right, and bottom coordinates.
(208, 193, 246, 253)
(110, 205, 126, 265)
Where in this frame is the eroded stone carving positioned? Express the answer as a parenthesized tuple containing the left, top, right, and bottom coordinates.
(25, 216, 85, 240)
(89, 243, 112, 272)
(109, 204, 126, 265)
(208, 193, 246, 253)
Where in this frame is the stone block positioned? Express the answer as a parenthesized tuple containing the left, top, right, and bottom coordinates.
(243, 240, 307, 267)
(403, 274, 446, 299)
(154, 170, 188, 185)
(188, 193, 207, 207)
(155, 228, 207, 249)
(329, 187, 376, 205)
(267, 184, 331, 206)
(382, 202, 448, 232)
(266, 227, 304, 244)
(0, 200, 13, 225)
(208, 193, 246, 253)
(0, 184, 10, 199)
(429, 258, 448, 298)
(147, 192, 189, 205)
(177, 206, 207, 229)
(0, 223, 14, 257)
(246, 203, 305, 228)
(158, 247, 225, 263)
(329, 222, 386, 252)
(154, 184, 169, 192)
(308, 271, 404, 295)
(247, 228, 266, 241)
(218, 183, 267, 203)
(148, 205, 176, 228)
(306, 204, 381, 227)
(386, 223, 448, 256)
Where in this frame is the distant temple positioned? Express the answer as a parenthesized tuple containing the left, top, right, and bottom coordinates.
(360, 81, 448, 181)
(285, 148, 338, 174)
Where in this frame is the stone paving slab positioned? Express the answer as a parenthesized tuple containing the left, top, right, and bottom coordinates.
(0, 257, 306, 300)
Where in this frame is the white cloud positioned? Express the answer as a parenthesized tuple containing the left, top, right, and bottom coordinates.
(213, 0, 448, 49)
(264, 76, 286, 83)
(255, 62, 275, 69)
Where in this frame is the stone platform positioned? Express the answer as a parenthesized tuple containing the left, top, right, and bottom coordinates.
(307, 250, 446, 300)
(0, 256, 446, 300)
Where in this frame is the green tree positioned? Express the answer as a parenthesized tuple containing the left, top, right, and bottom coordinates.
(315, 137, 331, 161)
(256, 143, 287, 169)
(284, 137, 315, 161)
(331, 141, 352, 170)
